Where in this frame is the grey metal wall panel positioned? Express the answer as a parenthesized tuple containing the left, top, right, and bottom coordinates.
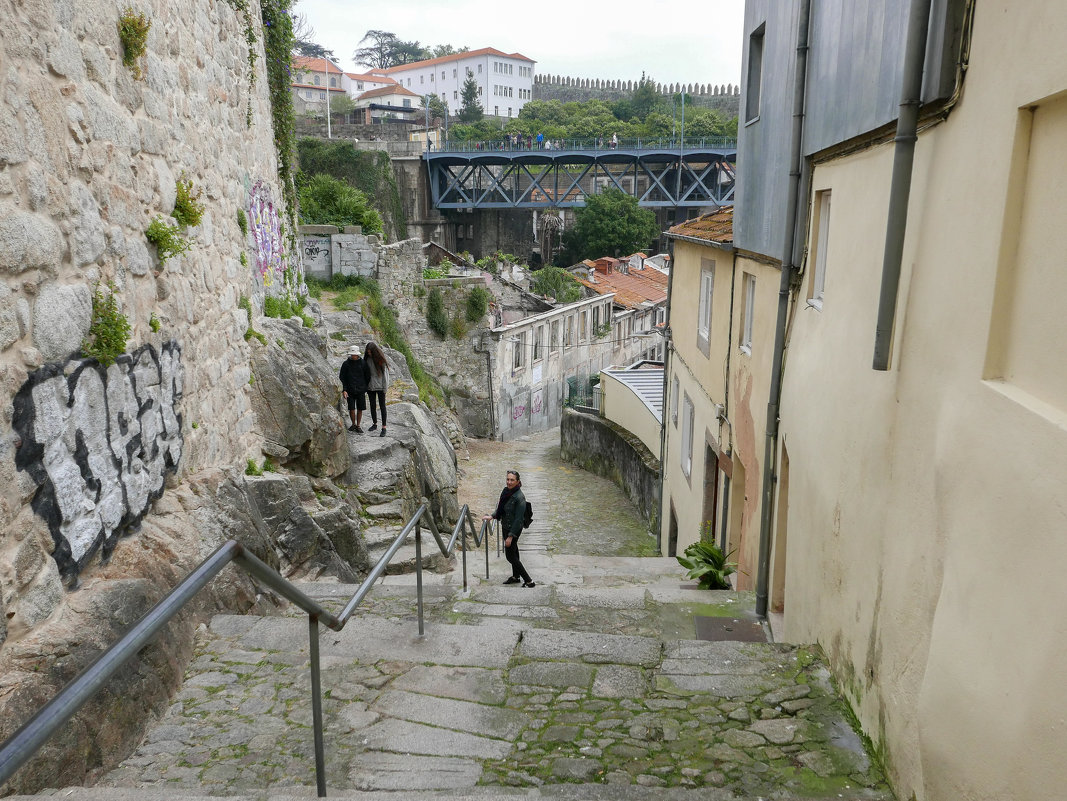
(736, 0, 966, 258)
(735, 0, 799, 260)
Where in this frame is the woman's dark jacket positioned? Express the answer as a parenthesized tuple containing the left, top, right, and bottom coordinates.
(497, 487, 526, 537)
(339, 356, 370, 393)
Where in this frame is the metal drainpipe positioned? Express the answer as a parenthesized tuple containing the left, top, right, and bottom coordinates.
(755, 0, 813, 619)
(872, 0, 934, 370)
(655, 235, 678, 554)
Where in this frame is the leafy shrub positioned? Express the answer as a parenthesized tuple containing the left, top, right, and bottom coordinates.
(677, 542, 737, 590)
(236, 208, 248, 236)
(413, 284, 426, 298)
(145, 216, 190, 263)
(149, 313, 160, 332)
(422, 267, 446, 280)
(240, 252, 248, 267)
(449, 316, 467, 339)
(118, 8, 150, 79)
(296, 172, 383, 235)
(465, 286, 490, 323)
(239, 295, 266, 345)
(531, 266, 581, 303)
(245, 459, 263, 476)
(426, 288, 448, 337)
(172, 174, 204, 227)
(81, 283, 131, 367)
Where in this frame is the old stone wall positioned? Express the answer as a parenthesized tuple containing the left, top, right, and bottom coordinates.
(0, 0, 311, 788)
(560, 408, 660, 532)
(299, 225, 381, 281)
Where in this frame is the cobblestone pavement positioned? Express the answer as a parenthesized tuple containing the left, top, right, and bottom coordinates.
(94, 429, 892, 800)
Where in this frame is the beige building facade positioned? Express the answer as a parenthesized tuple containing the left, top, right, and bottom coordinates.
(661, 211, 781, 574)
(734, 1, 1067, 798)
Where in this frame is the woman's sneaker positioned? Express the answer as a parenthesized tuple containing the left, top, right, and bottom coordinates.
(368, 424, 378, 431)
(523, 581, 536, 588)
(503, 577, 521, 585)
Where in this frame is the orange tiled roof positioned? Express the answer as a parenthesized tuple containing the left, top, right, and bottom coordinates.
(345, 72, 397, 84)
(293, 56, 344, 74)
(376, 47, 535, 73)
(357, 85, 421, 100)
(667, 206, 733, 244)
(292, 83, 347, 92)
(577, 261, 667, 310)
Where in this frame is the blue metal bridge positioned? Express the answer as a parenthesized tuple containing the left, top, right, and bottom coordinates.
(424, 137, 736, 210)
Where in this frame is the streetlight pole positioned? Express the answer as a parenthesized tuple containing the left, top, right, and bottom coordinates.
(324, 59, 332, 139)
(425, 95, 430, 152)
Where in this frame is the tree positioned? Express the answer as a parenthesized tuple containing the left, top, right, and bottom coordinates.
(421, 93, 448, 123)
(432, 44, 469, 58)
(531, 266, 582, 304)
(561, 188, 658, 261)
(631, 72, 662, 119)
(291, 13, 333, 59)
(458, 73, 483, 123)
(297, 173, 383, 235)
(354, 29, 398, 69)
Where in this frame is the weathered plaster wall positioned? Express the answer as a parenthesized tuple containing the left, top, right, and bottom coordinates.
(560, 408, 660, 532)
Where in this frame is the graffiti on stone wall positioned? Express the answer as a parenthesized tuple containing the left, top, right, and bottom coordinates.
(533, 389, 544, 415)
(512, 404, 526, 421)
(12, 343, 184, 585)
(248, 181, 288, 287)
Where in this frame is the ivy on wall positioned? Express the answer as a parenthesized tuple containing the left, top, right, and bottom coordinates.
(260, 0, 298, 267)
(223, 0, 259, 126)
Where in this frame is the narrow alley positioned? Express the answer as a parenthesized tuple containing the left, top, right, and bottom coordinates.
(83, 429, 892, 800)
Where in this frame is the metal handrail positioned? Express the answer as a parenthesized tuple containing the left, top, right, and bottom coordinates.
(0, 502, 496, 797)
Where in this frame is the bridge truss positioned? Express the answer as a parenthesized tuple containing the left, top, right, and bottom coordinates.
(424, 146, 736, 210)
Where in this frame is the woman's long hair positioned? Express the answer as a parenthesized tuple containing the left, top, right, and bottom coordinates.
(365, 342, 387, 372)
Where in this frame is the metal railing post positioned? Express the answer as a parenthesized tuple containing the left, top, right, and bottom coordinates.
(461, 518, 468, 592)
(415, 521, 425, 636)
(308, 615, 326, 798)
(484, 521, 490, 579)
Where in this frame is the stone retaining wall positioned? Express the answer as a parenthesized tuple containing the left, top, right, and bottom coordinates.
(0, 0, 303, 789)
(560, 408, 661, 533)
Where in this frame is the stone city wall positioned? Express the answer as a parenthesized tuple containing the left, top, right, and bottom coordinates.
(560, 408, 660, 532)
(0, 0, 305, 788)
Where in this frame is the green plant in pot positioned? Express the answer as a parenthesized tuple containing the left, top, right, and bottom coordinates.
(677, 541, 737, 589)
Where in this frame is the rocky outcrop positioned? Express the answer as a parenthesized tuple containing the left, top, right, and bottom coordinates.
(248, 318, 349, 478)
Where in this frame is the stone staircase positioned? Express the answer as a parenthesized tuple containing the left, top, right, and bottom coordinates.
(12, 556, 897, 801)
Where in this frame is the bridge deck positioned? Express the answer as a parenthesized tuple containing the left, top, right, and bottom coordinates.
(425, 139, 736, 210)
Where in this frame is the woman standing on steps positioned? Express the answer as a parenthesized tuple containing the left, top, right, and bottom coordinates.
(364, 341, 390, 437)
(483, 470, 535, 588)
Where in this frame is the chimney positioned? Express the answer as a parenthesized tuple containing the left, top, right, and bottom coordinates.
(595, 258, 612, 275)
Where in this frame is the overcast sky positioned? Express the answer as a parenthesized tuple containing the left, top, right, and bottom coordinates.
(293, 0, 746, 88)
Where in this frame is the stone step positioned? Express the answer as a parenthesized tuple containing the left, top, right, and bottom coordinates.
(87, 612, 891, 800)
(10, 787, 892, 801)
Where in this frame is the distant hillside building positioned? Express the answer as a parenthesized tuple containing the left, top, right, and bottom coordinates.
(353, 85, 422, 124)
(370, 47, 536, 119)
(291, 56, 348, 114)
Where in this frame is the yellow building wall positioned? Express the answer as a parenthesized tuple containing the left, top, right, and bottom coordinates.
(775, 4, 1067, 799)
(661, 242, 780, 582)
(600, 373, 660, 455)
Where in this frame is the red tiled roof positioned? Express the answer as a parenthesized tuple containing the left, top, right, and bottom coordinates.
(667, 206, 734, 244)
(357, 85, 421, 100)
(578, 261, 668, 310)
(375, 47, 535, 74)
(293, 57, 344, 74)
(292, 83, 347, 92)
(345, 72, 397, 84)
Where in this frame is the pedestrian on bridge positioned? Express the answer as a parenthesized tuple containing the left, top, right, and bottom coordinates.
(484, 470, 535, 587)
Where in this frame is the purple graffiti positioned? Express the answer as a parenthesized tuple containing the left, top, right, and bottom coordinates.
(512, 405, 526, 420)
(248, 181, 288, 286)
(532, 390, 543, 414)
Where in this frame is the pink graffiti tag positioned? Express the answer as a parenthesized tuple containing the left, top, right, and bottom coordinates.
(248, 181, 288, 286)
(512, 405, 526, 420)
(532, 392, 543, 414)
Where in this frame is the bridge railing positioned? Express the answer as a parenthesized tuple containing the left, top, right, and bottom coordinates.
(429, 136, 737, 154)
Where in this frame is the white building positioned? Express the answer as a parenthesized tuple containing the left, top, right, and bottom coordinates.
(371, 47, 536, 118)
(343, 71, 397, 97)
(290, 56, 348, 113)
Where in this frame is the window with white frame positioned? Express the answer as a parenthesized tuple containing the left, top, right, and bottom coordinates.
(698, 263, 714, 340)
(513, 332, 526, 369)
(809, 190, 831, 308)
(550, 320, 560, 353)
(671, 376, 680, 425)
(741, 273, 756, 353)
(680, 393, 694, 476)
(534, 325, 544, 361)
